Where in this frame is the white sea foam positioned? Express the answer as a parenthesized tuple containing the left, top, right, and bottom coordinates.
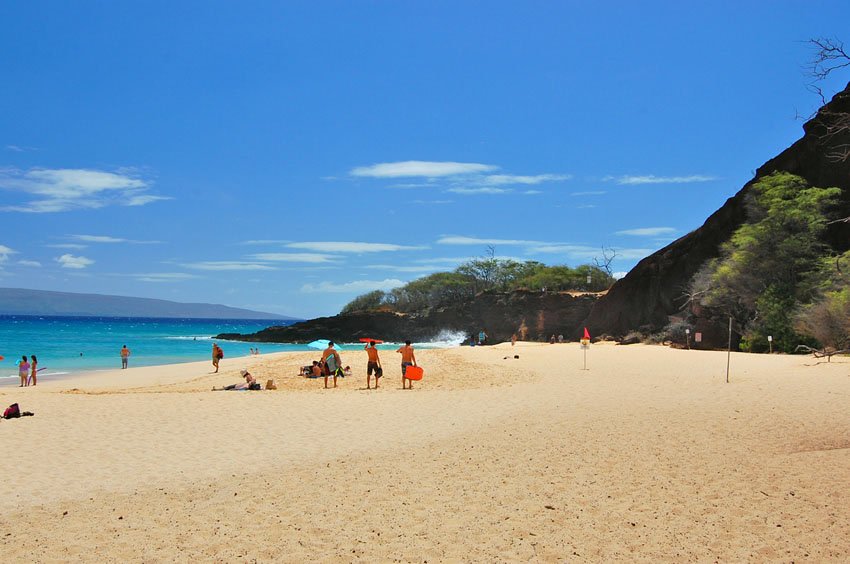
(164, 336, 214, 341)
(415, 329, 467, 348)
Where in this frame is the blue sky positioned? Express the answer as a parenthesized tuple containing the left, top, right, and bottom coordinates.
(1, 1, 849, 318)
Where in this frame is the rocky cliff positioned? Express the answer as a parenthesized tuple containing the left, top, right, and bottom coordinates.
(218, 290, 598, 344)
(584, 82, 850, 341)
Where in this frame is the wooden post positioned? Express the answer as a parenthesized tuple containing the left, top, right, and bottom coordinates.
(726, 317, 732, 384)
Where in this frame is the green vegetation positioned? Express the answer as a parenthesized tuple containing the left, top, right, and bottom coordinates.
(690, 172, 843, 353)
(341, 258, 616, 315)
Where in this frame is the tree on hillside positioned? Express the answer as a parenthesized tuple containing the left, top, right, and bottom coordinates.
(794, 250, 850, 358)
(340, 290, 386, 314)
(690, 172, 841, 352)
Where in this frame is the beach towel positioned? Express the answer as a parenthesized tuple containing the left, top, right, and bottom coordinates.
(3, 403, 20, 419)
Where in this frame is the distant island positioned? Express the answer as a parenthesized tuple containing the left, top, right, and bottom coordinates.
(0, 288, 299, 320)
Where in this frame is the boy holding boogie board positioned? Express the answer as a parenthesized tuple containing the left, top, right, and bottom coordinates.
(396, 340, 421, 389)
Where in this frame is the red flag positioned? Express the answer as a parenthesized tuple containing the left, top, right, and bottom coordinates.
(582, 327, 591, 340)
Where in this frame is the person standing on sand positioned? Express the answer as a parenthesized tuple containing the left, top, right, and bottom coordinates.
(212, 343, 224, 373)
(322, 341, 342, 389)
(29, 355, 38, 386)
(396, 340, 417, 390)
(365, 341, 382, 389)
(18, 355, 30, 387)
(511, 333, 517, 347)
(120, 345, 131, 369)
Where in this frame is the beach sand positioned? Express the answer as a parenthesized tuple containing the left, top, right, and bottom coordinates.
(1, 342, 848, 561)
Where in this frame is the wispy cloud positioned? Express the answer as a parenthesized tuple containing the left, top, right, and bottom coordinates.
(17, 260, 41, 267)
(412, 199, 454, 205)
(437, 236, 542, 246)
(522, 190, 543, 195)
(364, 264, 443, 273)
(70, 234, 161, 244)
(56, 254, 94, 269)
(446, 187, 512, 195)
(481, 174, 571, 185)
(609, 175, 716, 185)
(47, 243, 87, 250)
(248, 253, 338, 263)
(615, 227, 676, 237)
(0, 244, 16, 263)
(133, 272, 199, 283)
(351, 161, 497, 178)
(571, 190, 607, 196)
(0, 167, 169, 213)
(285, 241, 427, 253)
(240, 239, 291, 246)
(184, 261, 276, 271)
(301, 278, 405, 293)
(530, 244, 652, 261)
(5, 145, 38, 152)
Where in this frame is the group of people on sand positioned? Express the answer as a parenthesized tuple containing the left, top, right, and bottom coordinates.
(17, 355, 38, 387)
(314, 340, 418, 390)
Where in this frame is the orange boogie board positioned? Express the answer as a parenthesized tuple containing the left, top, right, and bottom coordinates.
(405, 366, 424, 381)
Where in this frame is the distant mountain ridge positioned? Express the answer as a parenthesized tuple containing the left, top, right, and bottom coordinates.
(0, 288, 298, 320)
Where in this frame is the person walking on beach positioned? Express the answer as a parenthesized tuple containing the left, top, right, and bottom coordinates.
(120, 345, 131, 369)
(511, 333, 518, 347)
(396, 340, 417, 390)
(29, 355, 38, 386)
(365, 340, 382, 389)
(212, 343, 224, 373)
(18, 355, 30, 387)
(322, 341, 342, 389)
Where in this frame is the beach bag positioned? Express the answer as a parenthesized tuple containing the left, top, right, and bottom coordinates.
(3, 403, 20, 419)
(265, 379, 277, 390)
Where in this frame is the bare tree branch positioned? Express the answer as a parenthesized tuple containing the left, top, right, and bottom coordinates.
(807, 37, 850, 81)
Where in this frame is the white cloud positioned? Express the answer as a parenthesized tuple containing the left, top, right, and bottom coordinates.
(47, 243, 87, 250)
(56, 254, 94, 269)
(437, 236, 542, 246)
(351, 161, 497, 178)
(364, 264, 443, 273)
(447, 187, 512, 195)
(481, 174, 571, 185)
(412, 199, 453, 205)
(133, 272, 198, 283)
(613, 271, 628, 279)
(184, 261, 276, 271)
(528, 245, 652, 261)
(571, 191, 607, 196)
(71, 235, 127, 243)
(17, 260, 41, 267)
(0, 244, 16, 263)
(615, 227, 677, 237)
(522, 190, 543, 195)
(301, 278, 405, 293)
(70, 234, 161, 244)
(611, 175, 716, 185)
(0, 167, 166, 212)
(240, 239, 291, 246)
(285, 241, 427, 253)
(248, 253, 338, 263)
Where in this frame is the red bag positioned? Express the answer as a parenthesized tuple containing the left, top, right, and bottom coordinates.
(3, 403, 20, 419)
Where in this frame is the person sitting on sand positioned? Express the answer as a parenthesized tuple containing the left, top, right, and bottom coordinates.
(322, 341, 343, 389)
(396, 340, 417, 390)
(365, 340, 382, 389)
(213, 369, 257, 391)
(311, 361, 323, 378)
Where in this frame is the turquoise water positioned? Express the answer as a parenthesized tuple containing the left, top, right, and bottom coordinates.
(0, 315, 302, 382)
(0, 316, 465, 385)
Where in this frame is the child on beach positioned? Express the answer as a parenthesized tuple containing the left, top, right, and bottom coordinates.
(18, 356, 30, 387)
(29, 355, 38, 386)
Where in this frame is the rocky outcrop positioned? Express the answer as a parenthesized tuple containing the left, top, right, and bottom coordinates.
(584, 82, 850, 342)
(218, 290, 598, 344)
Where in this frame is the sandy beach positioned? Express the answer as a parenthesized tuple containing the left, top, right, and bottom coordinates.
(1, 342, 848, 561)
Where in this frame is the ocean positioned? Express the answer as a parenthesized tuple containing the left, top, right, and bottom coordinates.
(0, 315, 466, 384)
(0, 315, 303, 382)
